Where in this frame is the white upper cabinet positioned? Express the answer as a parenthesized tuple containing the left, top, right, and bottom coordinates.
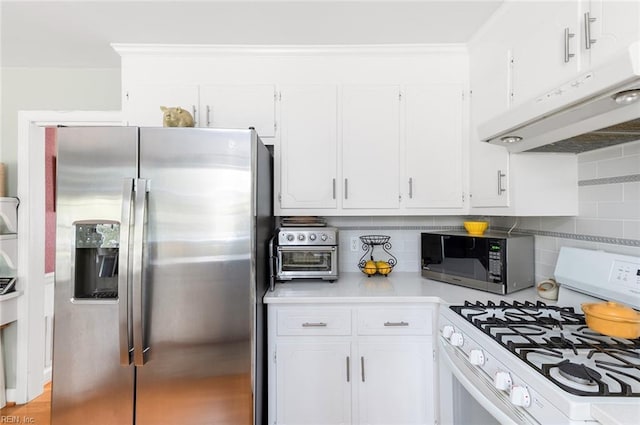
(469, 142, 510, 209)
(199, 84, 276, 137)
(278, 85, 338, 209)
(404, 84, 465, 209)
(116, 45, 469, 216)
(585, 0, 640, 69)
(123, 82, 276, 142)
(473, 0, 640, 112)
(342, 85, 401, 210)
(509, 0, 581, 106)
(124, 84, 199, 127)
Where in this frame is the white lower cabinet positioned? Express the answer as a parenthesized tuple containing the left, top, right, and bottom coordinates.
(268, 304, 437, 425)
(357, 339, 433, 425)
(275, 341, 352, 425)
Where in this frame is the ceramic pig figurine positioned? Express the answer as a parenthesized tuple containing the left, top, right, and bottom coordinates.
(160, 106, 195, 127)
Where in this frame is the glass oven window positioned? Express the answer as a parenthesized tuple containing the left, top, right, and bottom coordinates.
(281, 250, 333, 272)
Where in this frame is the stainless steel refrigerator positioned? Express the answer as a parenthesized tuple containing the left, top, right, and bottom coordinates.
(52, 127, 273, 425)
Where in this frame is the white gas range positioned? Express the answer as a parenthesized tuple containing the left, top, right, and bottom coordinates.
(439, 247, 640, 425)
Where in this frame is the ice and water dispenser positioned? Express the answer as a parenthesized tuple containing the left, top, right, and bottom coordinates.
(73, 222, 120, 300)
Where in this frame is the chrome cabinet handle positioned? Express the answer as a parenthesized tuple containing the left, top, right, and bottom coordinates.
(344, 178, 349, 200)
(497, 170, 506, 195)
(584, 12, 597, 49)
(361, 356, 366, 382)
(118, 178, 134, 366)
(564, 28, 575, 63)
(302, 322, 327, 327)
(346, 356, 350, 382)
(132, 178, 150, 366)
(408, 178, 413, 199)
(191, 105, 197, 126)
(206, 105, 211, 127)
(332, 178, 336, 200)
(384, 321, 409, 327)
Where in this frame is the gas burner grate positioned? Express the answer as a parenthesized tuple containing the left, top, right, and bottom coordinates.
(450, 301, 640, 397)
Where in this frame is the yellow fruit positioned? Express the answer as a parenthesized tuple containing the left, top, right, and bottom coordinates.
(363, 260, 377, 275)
(375, 261, 392, 275)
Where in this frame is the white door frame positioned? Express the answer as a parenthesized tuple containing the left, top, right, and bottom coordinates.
(15, 110, 122, 403)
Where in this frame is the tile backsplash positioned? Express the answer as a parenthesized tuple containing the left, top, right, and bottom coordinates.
(327, 140, 640, 283)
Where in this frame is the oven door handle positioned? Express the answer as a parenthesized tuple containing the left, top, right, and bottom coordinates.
(276, 245, 336, 252)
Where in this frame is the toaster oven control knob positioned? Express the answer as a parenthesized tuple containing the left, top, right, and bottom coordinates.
(450, 332, 464, 347)
(286, 234, 294, 242)
(442, 325, 455, 339)
(309, 233, 317, 241)
(469, 349, 485, 366)
(510, 386, 531, 407)
(494, 371, 512, 391)
(298, 234, 305, 241)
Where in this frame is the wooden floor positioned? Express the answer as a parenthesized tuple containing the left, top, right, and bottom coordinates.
(1, 382, 51, 425)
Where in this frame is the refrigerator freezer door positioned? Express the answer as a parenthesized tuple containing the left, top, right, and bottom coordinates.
(135, 128, 255, 425)
(52, 127, 137, 425)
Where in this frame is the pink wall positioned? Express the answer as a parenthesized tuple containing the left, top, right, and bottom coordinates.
(45, 127, 56, 274)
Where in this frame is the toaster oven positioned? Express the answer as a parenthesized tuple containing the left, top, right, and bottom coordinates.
(269, 227, 338, 290)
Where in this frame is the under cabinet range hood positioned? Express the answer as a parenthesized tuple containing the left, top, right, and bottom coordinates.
(479, 41, 640, 153)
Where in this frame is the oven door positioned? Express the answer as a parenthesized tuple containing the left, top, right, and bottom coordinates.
(438, 337, 538, 425)
(276, 245, 338, 280)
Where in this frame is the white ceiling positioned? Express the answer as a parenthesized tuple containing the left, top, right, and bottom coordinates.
(0, 0, 504, 68)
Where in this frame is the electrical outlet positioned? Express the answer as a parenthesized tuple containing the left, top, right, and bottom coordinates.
(351, 237, 359, 252)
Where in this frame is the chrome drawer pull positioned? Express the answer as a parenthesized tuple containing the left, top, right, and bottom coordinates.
(384, 321, 409, 327)
(302, 322, 328, 327)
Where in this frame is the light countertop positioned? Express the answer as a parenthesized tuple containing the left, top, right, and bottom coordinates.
(264, 272, 542, 305)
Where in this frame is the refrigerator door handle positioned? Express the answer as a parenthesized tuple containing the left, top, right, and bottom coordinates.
(268, 236, 276, 291)
(132, 178, 150, 366)
(118, 178, 134, 365)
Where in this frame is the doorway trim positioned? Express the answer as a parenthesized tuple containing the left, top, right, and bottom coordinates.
(15, 111, 122, 403)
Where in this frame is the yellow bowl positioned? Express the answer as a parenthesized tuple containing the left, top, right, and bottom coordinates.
(463, 221, 489, 235)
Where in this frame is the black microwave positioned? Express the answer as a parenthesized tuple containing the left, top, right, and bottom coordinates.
(420, 231, 534, 294)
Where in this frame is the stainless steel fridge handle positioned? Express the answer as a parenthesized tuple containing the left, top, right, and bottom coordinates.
(132, 178, 150, 366)
(268, 236, 277, 292)
(118, 178, 134, 366)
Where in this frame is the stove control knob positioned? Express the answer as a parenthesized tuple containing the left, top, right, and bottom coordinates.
(442, 325, 455, 339)
(450, 332, 464, 347)
(286, 234, 294, 242)
(309, 233, 317, 241)
(469, 349, 485, 366)
(321, 233, 328, 241)
(494, 371, 512, 391)
(510, 386, 531, 407)
(298, 234, 305, 241)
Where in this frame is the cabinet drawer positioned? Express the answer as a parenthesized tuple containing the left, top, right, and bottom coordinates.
(357, 307, 432, 335)
(277, 308, 351, 336)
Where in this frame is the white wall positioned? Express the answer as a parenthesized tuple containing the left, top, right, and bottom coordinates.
(0, 67, 121, 196)
(0, 66, 120, 390)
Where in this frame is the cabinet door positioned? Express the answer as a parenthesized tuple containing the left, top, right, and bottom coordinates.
(404, 85, 464, 209)
(510, 0, 581, 105)
(199, 84, 276, 138)
(357, 339, 434, 425)
(124, 84, 199, 126)
(342, 85, 400, 209)
(586, 0, 640, 69)
(469, 141, 510, 208)
(278, 85, 338, 209)
(276, 342, 351, 425)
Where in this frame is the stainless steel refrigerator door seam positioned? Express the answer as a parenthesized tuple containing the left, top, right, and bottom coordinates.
(119, 178, 135, 365)
(132, 178, 150, 366)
